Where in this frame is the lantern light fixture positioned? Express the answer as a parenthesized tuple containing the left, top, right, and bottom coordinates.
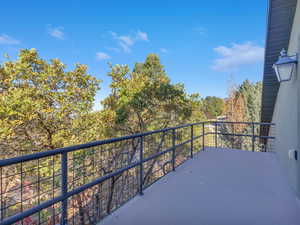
(273, 49, 298, 82)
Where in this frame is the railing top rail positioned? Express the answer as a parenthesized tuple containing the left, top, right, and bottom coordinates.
(209, 121, 275, 125)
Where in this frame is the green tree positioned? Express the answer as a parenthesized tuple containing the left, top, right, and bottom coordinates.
(187, 93, 206, 122)
(221, 79, 263, 150)
(203, 96, 225, 119)
(101, 54, 193, 135)
(0, 49, 101, 158)
(238, 80, 262, 122)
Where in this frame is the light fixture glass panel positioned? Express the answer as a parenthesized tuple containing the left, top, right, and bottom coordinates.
(276, 63, 295, 81)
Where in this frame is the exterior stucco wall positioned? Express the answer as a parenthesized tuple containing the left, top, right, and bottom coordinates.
(272, 0, 300, 197)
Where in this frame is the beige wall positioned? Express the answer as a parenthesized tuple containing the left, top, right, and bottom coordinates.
(272, 1, 300, 197)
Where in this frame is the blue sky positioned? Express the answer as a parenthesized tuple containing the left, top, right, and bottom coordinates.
(0, 0, 267, 110)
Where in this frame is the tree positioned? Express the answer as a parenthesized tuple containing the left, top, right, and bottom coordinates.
(101, 54, 193, 135)
(0, 49, 102, 223)
(238, 80, 262, 122)
(0, 48, 101, 158)
(221, 79, 263, 150)
(203, 96, 224, 119)
(224, 79, 262, 123)
(187, 93, 206, 122)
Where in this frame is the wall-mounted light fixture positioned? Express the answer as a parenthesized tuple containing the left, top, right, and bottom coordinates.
(273, 49, 298, 82)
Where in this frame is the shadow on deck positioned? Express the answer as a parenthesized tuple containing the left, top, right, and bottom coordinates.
(99, 148, 300, 225)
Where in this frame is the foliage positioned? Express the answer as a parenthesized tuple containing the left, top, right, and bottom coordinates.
(221, 79, 263, 150)
(0, 49, 102, 223)
(101, 54, 196, 135)
(0, 49, 101, 158)
(187, 93, 206, 122)
(224, 80, 262, 123)
(238, 80, 262, 122)
(203, 96, 224, 119)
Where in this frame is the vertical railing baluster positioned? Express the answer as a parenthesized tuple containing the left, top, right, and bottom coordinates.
(190, 125, 194, 158)
(52, 157, 55, 223)
(215, 122, 218, 148)
(20, 162, 23, 225)
(139, 136, 144, 195)
(172, 129, 176, 171)
(72, 151, 75, 225)
(37, 159, 41, 224)
(232, 124, 235, 149)
(0, 167, 3, 221)
(202, 123, 205, 151)
(252, 122, 255, 152)
(61, 152, 68, 225)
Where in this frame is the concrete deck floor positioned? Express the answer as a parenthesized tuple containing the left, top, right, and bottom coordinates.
(99, 148, 300, 225)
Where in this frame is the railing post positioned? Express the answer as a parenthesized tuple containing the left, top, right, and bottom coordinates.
(61, 152, 68, 225)
(252, 122, 255, 152)
(215, 122, 218, 148)
(232, 124, 234, 149)
(190, 125, 194, 158)
(172, 129, 176, 171)
(139, 136, 144, 195)
(202, 123, 205, 151)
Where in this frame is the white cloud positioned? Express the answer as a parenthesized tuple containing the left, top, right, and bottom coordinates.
(118, 35, 134, 46)
(96, 52, 111, 60)
(48, 26, 65, 40)
(0, 34, 20, 45)
(110, 30, 149, 53)
(211, 42, 264, 72)
(118, 35, 134, 52)
(136, 30, 149, 41)
(160, 48, 168, 53)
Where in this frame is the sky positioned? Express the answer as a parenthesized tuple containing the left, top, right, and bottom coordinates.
(0, 0, 268, 110)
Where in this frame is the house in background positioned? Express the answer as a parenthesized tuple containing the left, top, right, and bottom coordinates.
(261, 0, 300, 198)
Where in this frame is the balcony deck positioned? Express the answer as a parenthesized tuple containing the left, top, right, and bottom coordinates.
(99, 148, 300, 225)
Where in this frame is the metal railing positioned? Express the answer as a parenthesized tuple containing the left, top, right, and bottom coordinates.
(0, 121, 275, 225)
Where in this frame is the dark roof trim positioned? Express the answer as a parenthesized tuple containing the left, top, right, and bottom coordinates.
(261, 0, 297, 123)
